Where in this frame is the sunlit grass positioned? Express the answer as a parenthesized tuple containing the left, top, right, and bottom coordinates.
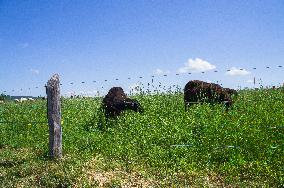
(0, 88, 283, 187)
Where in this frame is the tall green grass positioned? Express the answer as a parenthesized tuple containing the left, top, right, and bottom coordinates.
(0, 88, 283, 187)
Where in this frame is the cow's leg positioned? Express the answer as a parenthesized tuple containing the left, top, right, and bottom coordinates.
(185, 102, 191, 111)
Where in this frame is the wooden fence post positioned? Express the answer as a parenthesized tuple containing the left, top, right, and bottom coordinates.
(46, 74, 62, 159)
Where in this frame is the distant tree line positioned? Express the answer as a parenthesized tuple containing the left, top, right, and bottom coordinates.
(0, 93, 11, 101)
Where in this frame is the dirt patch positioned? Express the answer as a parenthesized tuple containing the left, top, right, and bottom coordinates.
(91, 170, 158, 187)
(84, 157, 156, 187)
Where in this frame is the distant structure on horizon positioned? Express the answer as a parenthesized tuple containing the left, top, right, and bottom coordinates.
(10, 96, 37, 100)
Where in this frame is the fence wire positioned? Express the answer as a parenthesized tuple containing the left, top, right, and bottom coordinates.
(0, 64, 283, 95)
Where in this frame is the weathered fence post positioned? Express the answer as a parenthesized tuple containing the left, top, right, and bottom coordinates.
(46, 74, 62, 159)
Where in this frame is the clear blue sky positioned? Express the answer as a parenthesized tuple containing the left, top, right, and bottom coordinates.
(1, 0, 284, 97)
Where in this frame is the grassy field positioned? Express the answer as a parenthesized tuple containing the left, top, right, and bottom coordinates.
(0, 88, 283, 187)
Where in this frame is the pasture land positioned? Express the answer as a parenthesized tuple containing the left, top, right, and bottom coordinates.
(0, 88, 283, 187)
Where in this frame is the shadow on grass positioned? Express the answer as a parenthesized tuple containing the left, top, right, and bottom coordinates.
(83, 107, 118, 132)
(0, 159, 26, 168)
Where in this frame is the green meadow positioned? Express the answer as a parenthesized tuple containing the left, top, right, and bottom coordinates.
(0, 88, 283, 187)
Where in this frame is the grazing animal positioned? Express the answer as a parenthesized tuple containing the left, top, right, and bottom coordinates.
(102, 87, 144, 118)
(223, 88, 238, 96)
(14, 98, 29, 103)
(184, 80, 233, 111)
(20, 98, 28, 102)
(14, 99, 20, 102)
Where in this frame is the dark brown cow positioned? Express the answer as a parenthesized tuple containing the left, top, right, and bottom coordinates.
(184, 80, 233, 111)
(223, 88, 238, 96)
(102, 87, 144, 118)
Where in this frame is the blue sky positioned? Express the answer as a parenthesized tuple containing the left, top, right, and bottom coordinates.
(1, 0, 284, 97)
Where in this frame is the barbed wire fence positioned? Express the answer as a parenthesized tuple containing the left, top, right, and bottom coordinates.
(0, 65, 283, 97)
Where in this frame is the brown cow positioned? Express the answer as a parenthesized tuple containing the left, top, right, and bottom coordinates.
(223, 88, 238, 96)
(184, 80, 233, 111)
(102, 87, 144, 118)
